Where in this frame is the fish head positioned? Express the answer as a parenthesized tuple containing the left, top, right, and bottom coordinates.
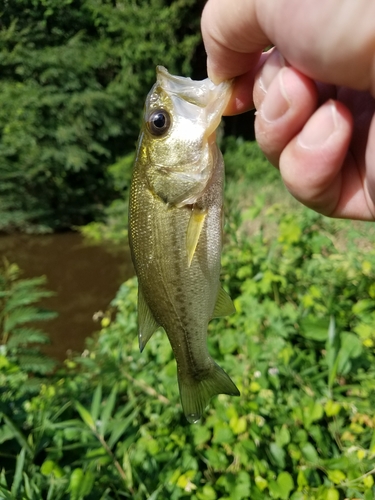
(137, 66, 232, 206)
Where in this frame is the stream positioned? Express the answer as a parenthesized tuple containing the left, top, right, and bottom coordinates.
(0, 232, 134, 361)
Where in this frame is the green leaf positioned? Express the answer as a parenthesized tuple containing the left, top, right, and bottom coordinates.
(325, 487, 340, 500)
(352, 299, 375, 315)
(255, 476, 268, 492)
(277, 471, 294, 500)
(301, 443, 319, 464)
(0, 423, 15, 444)
(41, 460, 55, 476)
(0, 486, 14, 500)
(100, 384, 118, 436)
(11, 447, 25, 498)
(275, 425, 290, 447)
(90, 384, 102, 423)
(192, 425, 211, 447)
(336, 332, 363, 375)
(75, 402, 95, 431)
(327, 469, 346, 484)
(69, 468, 84, 500)
(196, 484, 217, 500)
(0, 413, 33, 456)
(80, 470, 95, 497)
(300, 316, 330, 341)
(107, 409, 138, 448)
(270, 443, 286, 468)
(212, 421, 233, 445)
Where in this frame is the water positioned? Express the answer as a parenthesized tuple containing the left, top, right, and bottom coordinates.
(0, 232, 134, 360)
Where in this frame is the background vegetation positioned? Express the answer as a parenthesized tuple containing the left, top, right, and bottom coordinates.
(1, 1, 375, 499)
(0, 0, 200, 231)
(2, 141, 375, 499)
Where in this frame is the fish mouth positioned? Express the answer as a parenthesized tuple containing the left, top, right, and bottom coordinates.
(156, 66, 232, 139)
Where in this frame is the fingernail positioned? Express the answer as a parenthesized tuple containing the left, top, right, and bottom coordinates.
(298, 100, 339, 148)
(207, 58, 223, 85)
(260, 67, 291, 122)
(258, 50, 285, 93)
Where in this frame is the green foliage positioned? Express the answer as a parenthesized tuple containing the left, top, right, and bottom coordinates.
(223, 136, 280, 185)
(0, 0, 201, 231)
(3, 190, 375, 498)
(79, 152, 134, 244)
(0, 260, 56, 380)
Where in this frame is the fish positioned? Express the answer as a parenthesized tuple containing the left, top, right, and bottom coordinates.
(128, 66, 240, 423)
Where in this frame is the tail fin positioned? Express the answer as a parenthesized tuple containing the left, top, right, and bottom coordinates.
(178, 361, 240, 423)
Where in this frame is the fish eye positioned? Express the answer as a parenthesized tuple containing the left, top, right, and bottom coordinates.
(147, 109, 171, 136)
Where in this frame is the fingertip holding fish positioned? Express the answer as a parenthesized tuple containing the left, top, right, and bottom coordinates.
(128, 66, 238, 423)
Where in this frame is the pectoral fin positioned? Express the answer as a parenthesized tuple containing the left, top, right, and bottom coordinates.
(186, 206, 207, 267)
(212, 286, 236, 318)
(138, 288, 159, 352)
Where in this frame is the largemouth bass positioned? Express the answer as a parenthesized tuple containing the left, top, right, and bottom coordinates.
(128, 66, 239, 423)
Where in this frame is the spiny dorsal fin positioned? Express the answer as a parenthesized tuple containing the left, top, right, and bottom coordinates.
(138, 288, 159, 352)
(212, 286, 236, 318)
(186, 206, 207, 267)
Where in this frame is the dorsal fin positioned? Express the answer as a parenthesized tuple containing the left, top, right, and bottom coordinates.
(138, 288, 159, 352)
(186, 206, 207, 267)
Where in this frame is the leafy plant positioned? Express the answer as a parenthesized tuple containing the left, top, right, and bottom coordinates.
(0, 260, 56, 379)
(3, 141, 375, 498)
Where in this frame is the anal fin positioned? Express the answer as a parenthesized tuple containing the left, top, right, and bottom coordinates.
(186, 206, 207, 267)
(212, 286, 236, 318)
(138, 288, 159, 352)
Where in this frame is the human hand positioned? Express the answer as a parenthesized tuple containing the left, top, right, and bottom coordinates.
(201, 0, 375, 220)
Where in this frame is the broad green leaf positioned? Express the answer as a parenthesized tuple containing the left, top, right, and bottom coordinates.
(212, 421, 233, 445)
(192, 425, 211, 447)
(69, 468, 84, 500)
(325, 487, 340, 500)
(301, 443, 319, 464)
(277, 471, 294, 500)
(300, 316, 329, 341)
(275, 425, 290, 447)
(270, 442, 286, 468)
(352, 299, 375, 314)
(196, 484, 217, 500)
(325, 400, 341, 417)
(327, 469, 346, 484)
(0, 423, 14, 444)
(255, 476, 268, 492)
(41, 460, 55, 476)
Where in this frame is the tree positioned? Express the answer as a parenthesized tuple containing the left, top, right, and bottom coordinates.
(0, 0, 201, 230)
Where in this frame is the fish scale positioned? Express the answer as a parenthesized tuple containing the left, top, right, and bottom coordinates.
(128, 66, 240, 422)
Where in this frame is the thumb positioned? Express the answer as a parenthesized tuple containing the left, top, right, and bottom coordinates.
(202, 0, 375, 95)
(201, 0, 267, 83)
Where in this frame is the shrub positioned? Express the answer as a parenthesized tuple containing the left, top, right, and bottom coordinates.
(2, 196, 375, 498)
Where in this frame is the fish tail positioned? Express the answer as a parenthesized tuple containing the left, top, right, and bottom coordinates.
(177, 361, 240, 423)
